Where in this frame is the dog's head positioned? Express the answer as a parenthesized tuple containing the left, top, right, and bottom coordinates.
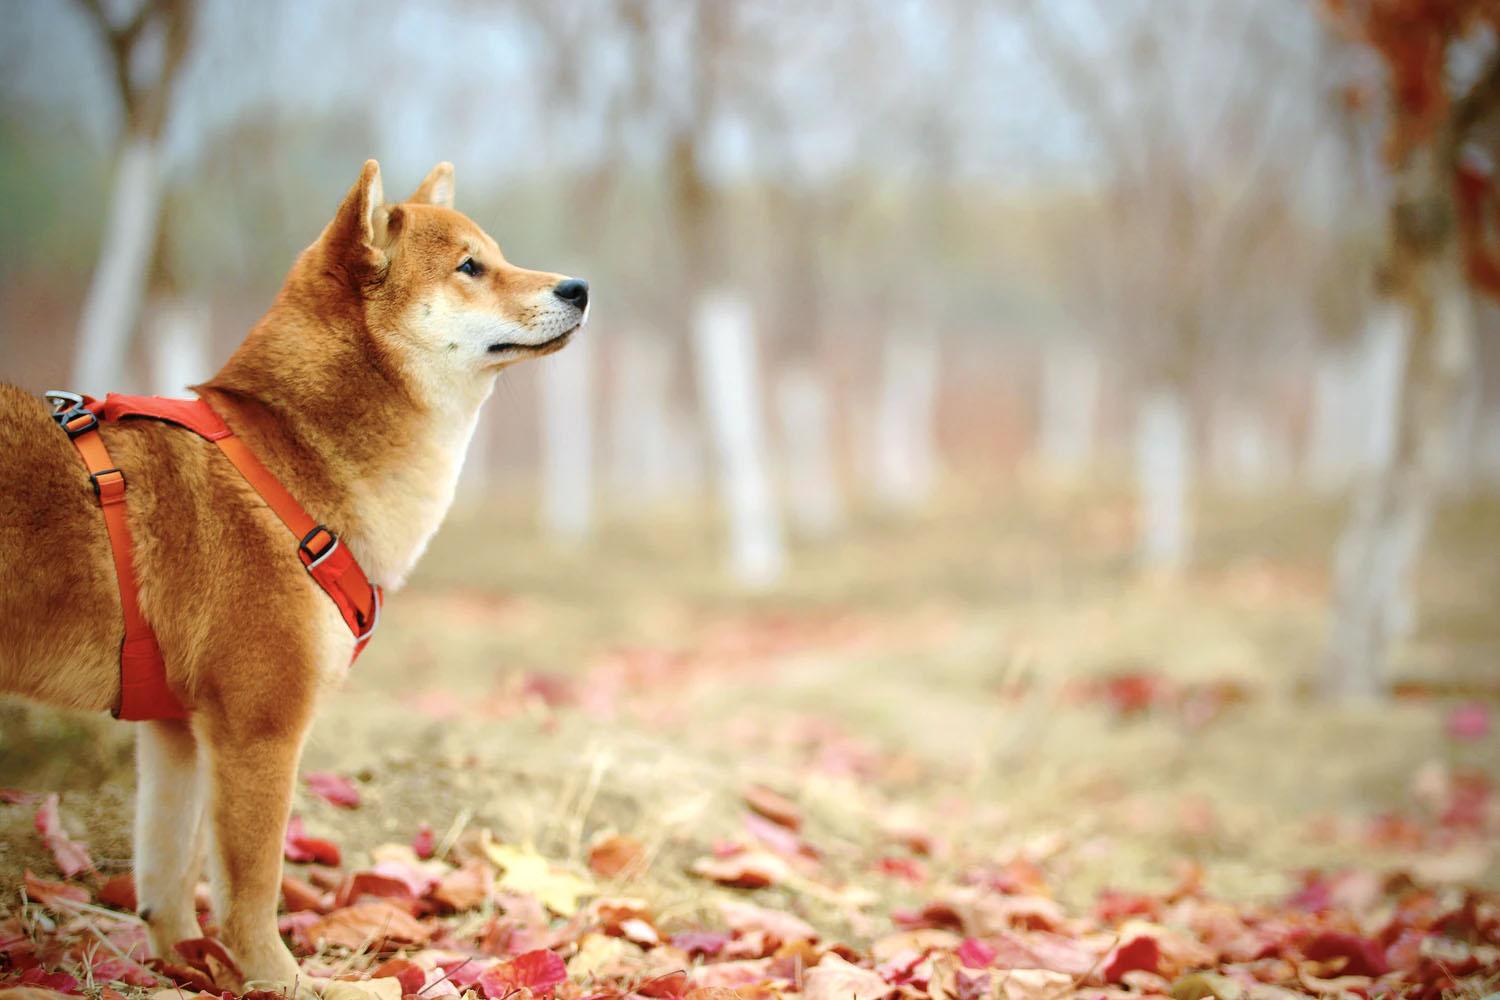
(310, 160, 587, 392)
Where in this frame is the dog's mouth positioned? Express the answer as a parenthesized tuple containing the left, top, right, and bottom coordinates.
(487, 324, 579, 357)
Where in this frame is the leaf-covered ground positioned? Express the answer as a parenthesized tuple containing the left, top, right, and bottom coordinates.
(3, 488, 1498, 1000)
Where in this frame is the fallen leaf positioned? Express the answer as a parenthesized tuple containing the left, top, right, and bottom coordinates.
(432, 860, 493, 912)
(672, 931, 731, 958)
(305, 771, 362, 809)
(284, 815, 341, 866)
(719, 900, 817, 944)
(566, 933, 634, 980)
(369, 958, 426, 995)
(1301, 931, 1389, 978)
(482, 839, 593, 915)
(1171, 972, 1245, 1000)
(322, 979, 404, 1000)
(957, 938, 997, 969)
(994, 969, 1074, 1000)
(307, 901, 432, 951)
(282, 875, 331, 913)
(803, 955, 891, 1000)
(588, 833, 646, 879)
(97, 873, 137, 912)
(22, 871, 89, 908)
(413, 823, 436, 860)
(1446, 702, 1491, 742)
(478, 949, 567, 998)
(1103, 936, 1162, 982)
(33, 795, 92, 878)
(744, 784, 802, 830)
(690, 849, 792, 889)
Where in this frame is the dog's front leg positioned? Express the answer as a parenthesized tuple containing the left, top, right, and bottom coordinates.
(200, 708, 309, 993)
(135, 718, 208, 956)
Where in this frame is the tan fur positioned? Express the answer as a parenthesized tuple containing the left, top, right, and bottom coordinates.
(0, 161, 585, 992)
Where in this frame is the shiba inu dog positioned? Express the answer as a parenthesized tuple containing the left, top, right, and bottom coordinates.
(0, 160, 587, 992)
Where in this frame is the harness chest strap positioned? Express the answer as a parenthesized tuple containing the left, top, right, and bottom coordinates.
(46, 392, 382, 722)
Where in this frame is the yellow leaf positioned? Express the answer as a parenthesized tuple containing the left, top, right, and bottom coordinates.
(481, 836, 594, 915)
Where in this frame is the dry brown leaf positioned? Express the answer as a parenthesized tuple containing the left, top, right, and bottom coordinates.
(322, 980, 405, 1000)
(719, 899, 817, 944)
(307, 901, 432, 951)
(803, 955, 892, 1000)
(743, 784, 803, 830)
(588, 833, 647, 879)
(690, 849, 793, 889)
(994, 969, 1075, 1000)
(432, 860, 493, 912)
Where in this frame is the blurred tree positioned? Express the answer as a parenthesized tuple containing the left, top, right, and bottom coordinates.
(69, 0, 196, 393)
(1020, 0, 1326, 572)
(1320, 0, 1500, 698)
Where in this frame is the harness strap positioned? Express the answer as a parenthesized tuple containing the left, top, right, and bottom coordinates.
(46, 391, 382, 722)
(47, 397, 187, 721)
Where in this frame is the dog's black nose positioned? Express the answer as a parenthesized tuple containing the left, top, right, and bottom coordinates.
(554, 278, 589, 310)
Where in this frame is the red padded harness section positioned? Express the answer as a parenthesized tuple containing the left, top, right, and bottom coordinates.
(48, 392, 382, 721)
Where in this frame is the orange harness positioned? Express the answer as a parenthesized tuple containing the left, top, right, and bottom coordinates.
(45, 391, 382, 721)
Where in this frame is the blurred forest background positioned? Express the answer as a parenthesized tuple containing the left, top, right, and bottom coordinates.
(2, 0, 1499, 900)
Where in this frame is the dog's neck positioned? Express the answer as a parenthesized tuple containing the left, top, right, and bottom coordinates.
(196, 293, 493, 590)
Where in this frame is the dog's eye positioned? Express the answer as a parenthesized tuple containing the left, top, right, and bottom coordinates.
(456, 257, 482, 277)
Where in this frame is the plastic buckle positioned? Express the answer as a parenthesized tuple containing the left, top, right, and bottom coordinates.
(298, 525, 340, 570)
(90, 468, 126, 504)
(44, 390, 97, 437)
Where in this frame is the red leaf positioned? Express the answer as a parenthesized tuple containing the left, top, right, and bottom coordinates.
(283, 815, 341, 866)
(1446, 702, 1491, 742)
(587, 833, 645, 879)
(11, 966, 82, 994)
(305, 901, 431, 951)
(743, 784, 802, 830)
(23, 870, 90, 908)
(86, 955, 158, 987)
(97, 873, 138, 913)
(478, 949, 567, 998)
(875, 856, 926, 883)
(175, 937, 243, 983)
(412, 823, 436, 860)
(33, 794, 93, 878)
(1102, 936, 1161, 982)
(956, 938, 997, 969)
(371, 958, 426, 995)
(1304, 931, 1390, 977)
(281, 875, 329, 913)
(304, 771, 361, 809)
(670, 930, 730, 957)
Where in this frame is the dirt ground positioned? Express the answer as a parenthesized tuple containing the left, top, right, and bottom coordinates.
(3, 483, 1498, 936)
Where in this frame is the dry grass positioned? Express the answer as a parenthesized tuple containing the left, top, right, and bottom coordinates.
(3, 483, 1497, 934)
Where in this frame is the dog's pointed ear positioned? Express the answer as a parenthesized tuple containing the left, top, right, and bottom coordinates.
(408, 161, 455, 208)
(329, 159, 390, 254)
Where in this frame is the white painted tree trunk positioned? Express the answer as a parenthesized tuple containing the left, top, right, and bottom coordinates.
(146, 296, 212, 397)
(872, 331, 941, 509)
(1210, 402, 1289, 492)
(539, 332, 593, 542)
(607, 333, 703, 510)
(1477, 409, 1500, 487)
(774, 366, 843, 538)
(1306, 305, 1405, 491)
(1037, 342, 1101, 480)
(1134, 388, 1192, 573)
(1323, 255, 1475, 699)
(693, 294, 785, 587)
(74, 133, 166, 393)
